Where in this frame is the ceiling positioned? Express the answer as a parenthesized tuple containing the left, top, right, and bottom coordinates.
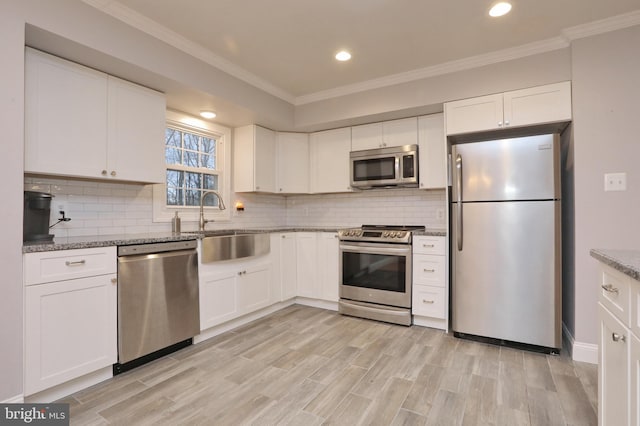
(91, 0, 640, 104)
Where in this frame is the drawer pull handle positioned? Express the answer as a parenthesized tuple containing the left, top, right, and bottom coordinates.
(422, 299, 435, 304)
(612, 332, 626, 343)
(65, 260, 86, 267)
(423, 268, 435, 273)
(601, 284, 619, 294)
(423, 244, 435, 248)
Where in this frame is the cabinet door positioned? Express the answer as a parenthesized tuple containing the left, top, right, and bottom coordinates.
(503, 81, 572, 128)
(599, 303, 629, 426)
(418, 114, 446, 189)
(107, 76, 166, 183)
(277, 132, 309, 193)
(412, 285, 446, 318)
(234, 125, 276, 192)
(238, 262, 271, 314)
(351, 122, 383, 151)
(295, 233, 317, 298)
(199, 268, 238, 330)
(317, 232, 339, 302)
(382, 117, 418, 148)
(269, 234, 283, 303)
(280, 233, 297, 300)
(310, 128, 352, 193)
(631, 333, 640, 426)
(444, 93, 504, 135)
(24, 274, 117, 396)
(25, 48, 108, 178)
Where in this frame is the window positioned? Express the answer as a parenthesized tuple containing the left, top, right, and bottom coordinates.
(153, 110, 231, 223)
(164, 127, 220, 207)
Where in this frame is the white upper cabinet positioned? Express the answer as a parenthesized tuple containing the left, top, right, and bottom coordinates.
(106, 77, 166, 183)
(351, 117, 418, 151)
(276, 132, 309, 194)
(310, 127, 352, 193)
(444, 81, 572, 135)
(25, 48, 166, 183)
(234, 125, 277, 193)
(418, 113, 446, 189)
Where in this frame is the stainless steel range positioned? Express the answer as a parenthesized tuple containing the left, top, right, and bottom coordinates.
(338, 225, 425, 326)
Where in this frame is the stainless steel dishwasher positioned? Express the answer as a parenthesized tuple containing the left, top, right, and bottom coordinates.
(115, 240, 199, 373)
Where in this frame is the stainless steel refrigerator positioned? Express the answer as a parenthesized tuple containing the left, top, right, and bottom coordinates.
(451, 133, 562, 352)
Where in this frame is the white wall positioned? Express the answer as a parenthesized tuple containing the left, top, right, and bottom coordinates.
(571, 25, 640, 345)
(0, 2, 26, 403)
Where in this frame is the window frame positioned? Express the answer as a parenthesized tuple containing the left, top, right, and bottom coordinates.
(153, 110, 231, 223)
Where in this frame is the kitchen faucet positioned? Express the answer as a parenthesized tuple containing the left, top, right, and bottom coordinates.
(199, 190, 226, 231)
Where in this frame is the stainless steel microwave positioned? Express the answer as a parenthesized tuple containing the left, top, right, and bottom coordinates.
(350, 144, 419, 189)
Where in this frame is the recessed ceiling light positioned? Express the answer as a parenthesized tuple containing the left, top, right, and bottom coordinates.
(200, 110, 216, 119)
(489, 2, 512, 17)
(335, 51, 352, 61)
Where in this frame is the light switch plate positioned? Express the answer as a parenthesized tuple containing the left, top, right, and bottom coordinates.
(604, 172, 627, 191)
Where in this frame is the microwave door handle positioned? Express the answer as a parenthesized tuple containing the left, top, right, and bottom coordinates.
(456, 154, 463, 251)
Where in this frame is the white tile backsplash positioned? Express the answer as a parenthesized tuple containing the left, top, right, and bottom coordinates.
(25, 176, 446, 236)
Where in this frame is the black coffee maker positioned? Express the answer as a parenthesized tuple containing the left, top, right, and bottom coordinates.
(23, 191, 54, 243)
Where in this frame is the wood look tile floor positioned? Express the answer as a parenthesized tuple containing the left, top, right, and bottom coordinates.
(59, 305, 598, 425)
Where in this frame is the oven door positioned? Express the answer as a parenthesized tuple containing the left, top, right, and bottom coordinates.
(339, 241, 412, 308)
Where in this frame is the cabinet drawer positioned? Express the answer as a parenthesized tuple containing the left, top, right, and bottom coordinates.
(413, 236, 445, 255)
(413, 255, 446, 287)
(24, 247, 117, 285)
(412, 285, 445, 319)
(599, 264, 631, 326)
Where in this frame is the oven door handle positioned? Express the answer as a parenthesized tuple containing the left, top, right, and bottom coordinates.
(339, 243, 411, 256)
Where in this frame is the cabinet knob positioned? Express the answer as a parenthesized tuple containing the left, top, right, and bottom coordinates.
(111, 171, 116, 177)
(281, 235, 286, 239)
(422, 299, 435, 304)
(256, 186, 260, 190)
(111, 278, 117, 285)
(279, 188, 283, 192)
(601, 284, 619, 294)
(498, 121, 503, 127)
(504, 120, 510, 126)
(101, 170, 107, 176)
(612, 332, 626, 343)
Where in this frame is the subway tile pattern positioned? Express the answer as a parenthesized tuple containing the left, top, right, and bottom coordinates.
(25, 177, 446, 238)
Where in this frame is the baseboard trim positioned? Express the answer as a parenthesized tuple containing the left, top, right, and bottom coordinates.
(563, 322, 598, 364)
(2, 394, 24, 403)
(295, 297, 338, 312)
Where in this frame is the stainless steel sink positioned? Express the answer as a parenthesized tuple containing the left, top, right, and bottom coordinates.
(199, 232, 270, 263)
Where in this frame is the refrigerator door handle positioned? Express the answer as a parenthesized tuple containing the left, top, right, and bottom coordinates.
(456, 154, 463, 251)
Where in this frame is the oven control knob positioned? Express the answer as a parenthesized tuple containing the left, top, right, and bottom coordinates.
(397, 231, 406, 238)
(382, 231, 389, 237)
(391, 231, 398, 237)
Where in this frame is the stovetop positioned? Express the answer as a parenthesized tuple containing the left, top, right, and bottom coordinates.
(338, 225, 426, 244)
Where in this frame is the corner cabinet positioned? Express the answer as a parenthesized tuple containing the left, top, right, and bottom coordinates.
(444, 81, 572, 135)
(310, 127, 352, 193)
(23, 247, 117, 396)
(24, 48, 166, 183)
(412, 236, 447, 330)
(596, 261, 640, 426)
(234, 125, 277, 193)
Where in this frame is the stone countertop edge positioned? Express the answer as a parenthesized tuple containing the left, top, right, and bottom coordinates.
(590, 249, 640, 281)
(23, 227, 448, 253)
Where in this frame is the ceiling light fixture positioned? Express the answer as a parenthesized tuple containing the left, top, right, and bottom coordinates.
(489, 2, 512, 17)
(335, 51, 351, 61)
(199, 110, 216, 119)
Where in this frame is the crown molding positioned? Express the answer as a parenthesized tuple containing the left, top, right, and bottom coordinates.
(562, 9, 640, 41)
(83, 1, 640, 107)
(294, 37, 570, 105)
(82, 0, 297, 104)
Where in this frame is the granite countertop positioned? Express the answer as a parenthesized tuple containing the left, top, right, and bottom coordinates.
(414, 229, 447, 237)
(23, 226, 447, 253)
(590, 249, 640, 281)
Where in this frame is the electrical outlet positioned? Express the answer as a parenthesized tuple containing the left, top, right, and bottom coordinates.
(604, 172, 627, 191)
(435, 208, 445, 220)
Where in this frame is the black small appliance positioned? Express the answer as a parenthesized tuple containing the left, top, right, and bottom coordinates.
(23, 191, 54, 243)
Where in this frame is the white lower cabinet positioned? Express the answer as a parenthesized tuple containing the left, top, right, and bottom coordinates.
(317, 232, 340, 302)
(412, 236, 448, 330)
(23, 247, 117, 396)
(279, 233, 298, 300)
(596, 262, 640, 426)
(198, 250, 271, 331)
(296, 232, 318, 298)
